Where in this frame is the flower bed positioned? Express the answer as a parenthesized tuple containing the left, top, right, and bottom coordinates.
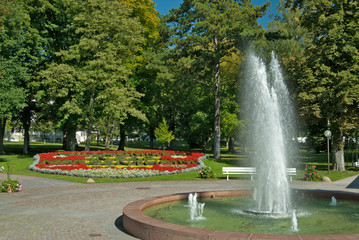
(29, 150, 207, 178)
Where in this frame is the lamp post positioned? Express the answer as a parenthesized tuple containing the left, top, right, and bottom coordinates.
(324, 130, 332, 173)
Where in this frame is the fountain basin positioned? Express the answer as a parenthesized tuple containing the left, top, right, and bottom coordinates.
(123, 190, 359, 240)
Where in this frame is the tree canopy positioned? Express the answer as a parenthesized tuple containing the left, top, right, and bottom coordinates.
(0, 0, 357, 168)
(164, 0, 268, 159)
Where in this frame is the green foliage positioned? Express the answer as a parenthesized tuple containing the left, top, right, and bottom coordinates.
(199, 166, 215, 179)
(304, 164, 321, 181)
(0, 157, 23, 192)
(221, 111, 239, 142)
(265, 0, 308, 93)
(121, 0, 160, 40)
(154, 119, 175, 147)
(1, 178, 22, 192)
(40, 0, 147, 150)
(185, 111, 211, 150)
(295, 0, 359, 127)
(0, 0, 30, 153)
(164, 0, 268, 159)
(288, 0, 359, 170)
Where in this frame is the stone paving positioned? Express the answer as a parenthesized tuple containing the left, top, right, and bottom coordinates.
(0, 173, 358, 240)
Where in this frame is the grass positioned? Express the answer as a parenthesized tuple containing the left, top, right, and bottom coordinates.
(0, 141, 358, 183)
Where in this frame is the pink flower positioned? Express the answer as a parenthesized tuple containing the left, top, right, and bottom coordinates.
(311, 179, 313, 181)
(310, 173, 312, 175)
(305, 169, 307, 171)
(313, 165, 316, 168)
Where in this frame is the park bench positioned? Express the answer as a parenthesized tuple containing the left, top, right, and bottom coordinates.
(222, 167, 296, 181)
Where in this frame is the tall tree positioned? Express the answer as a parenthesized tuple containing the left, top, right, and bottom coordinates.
(18, 0, 59, 154)
(1, 0, 79, 154)
(42, 0, 145, 151)
(0, 0, 29, 154)
(290, 0, 359, 170)
(165, 0, 268, 159)
(120, 0, 161, 149)
(264, 0, 308, 151)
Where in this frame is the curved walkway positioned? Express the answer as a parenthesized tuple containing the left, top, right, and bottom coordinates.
(0, 173, 359, 240)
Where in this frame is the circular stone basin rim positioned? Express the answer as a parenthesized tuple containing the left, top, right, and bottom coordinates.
(123, 189, 359, 240)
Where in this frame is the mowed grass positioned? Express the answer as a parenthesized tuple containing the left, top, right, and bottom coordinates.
(0, 141, 358, 183)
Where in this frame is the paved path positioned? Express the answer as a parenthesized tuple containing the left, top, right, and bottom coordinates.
(0, 173, 358, 240)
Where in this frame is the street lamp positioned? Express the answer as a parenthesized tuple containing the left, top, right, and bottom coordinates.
(324, 130, 332, 173)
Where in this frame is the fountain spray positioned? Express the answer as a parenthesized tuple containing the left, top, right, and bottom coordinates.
(242, 51, 295, 214)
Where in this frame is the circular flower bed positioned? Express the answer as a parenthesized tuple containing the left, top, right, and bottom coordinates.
(30, 150, 207, 178)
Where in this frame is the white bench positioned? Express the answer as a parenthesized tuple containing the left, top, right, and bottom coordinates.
(222, 167, 256, 181)
(222, 167, 296, 181)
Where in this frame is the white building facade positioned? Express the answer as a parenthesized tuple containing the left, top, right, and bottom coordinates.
(4, 130, 87, 144)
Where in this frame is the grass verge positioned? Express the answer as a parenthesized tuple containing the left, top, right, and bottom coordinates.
(0, 141, 357, 183)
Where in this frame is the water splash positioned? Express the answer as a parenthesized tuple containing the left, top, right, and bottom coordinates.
(243, 51, 294, 214)
(188, 193, 206, 220)
(291, 210, 299, 232)
(329, 196, 337, 206)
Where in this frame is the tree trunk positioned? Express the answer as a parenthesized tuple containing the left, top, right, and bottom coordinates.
(85, 120, 93, 151)
(107, 120, 115, 150)
(213, 59, 221, 160)
(22, 112, 31, 155)
(334, 148, 345, 171)
(96, 128, 100, 146)
(105, 119, 111, 150)
(62, 119, 77, 151)
(85, 88, 95, 151)
(356, 137, 358, 161)
(149, 126, 154, 149)
(201, 138, 209, 152)
(0, 118, 6, 154)
(118, 124, 126, 151)
(228, 136, 235, 153)
(333, 130, 345, 171)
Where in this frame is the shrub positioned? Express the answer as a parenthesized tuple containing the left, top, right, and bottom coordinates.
(304, 164, 321, 181)
(1, 178, 23, 192)
(199, 166, 215, 179)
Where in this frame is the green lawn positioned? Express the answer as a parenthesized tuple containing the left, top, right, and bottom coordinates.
(0, 141, 357, 183)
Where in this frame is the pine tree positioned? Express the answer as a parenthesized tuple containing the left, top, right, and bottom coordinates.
(155, 119, 175, 149)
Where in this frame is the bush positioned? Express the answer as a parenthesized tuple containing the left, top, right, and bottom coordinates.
(199, 166, 215, 179)
(304, 164, 321, 181)
(1, 178, 23, 192)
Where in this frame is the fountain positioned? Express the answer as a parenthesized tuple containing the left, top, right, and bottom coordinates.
(122, 51, 359, 239)
(291, 210, 299, 232)
(243, 51, 294, 215)
(188, 193, 206, 220)
(329, 196, 337, 206)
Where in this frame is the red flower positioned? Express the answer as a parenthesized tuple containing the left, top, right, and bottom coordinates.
(36, 150, 203, 172)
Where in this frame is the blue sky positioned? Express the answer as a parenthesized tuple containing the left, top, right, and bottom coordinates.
(153, 0, 280, 29)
